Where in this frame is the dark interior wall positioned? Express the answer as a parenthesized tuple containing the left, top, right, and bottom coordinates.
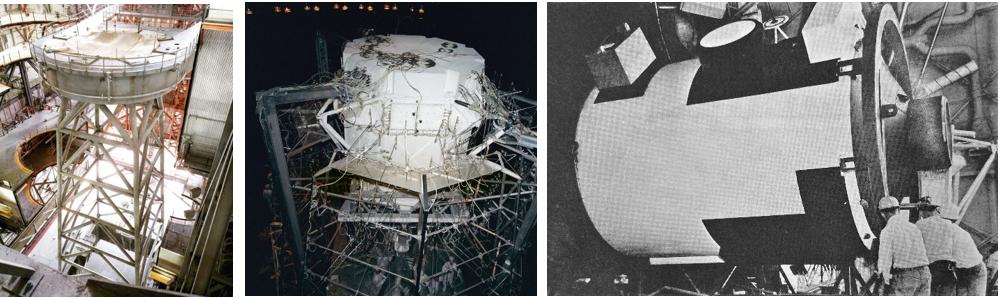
(547, 3, 659, 294)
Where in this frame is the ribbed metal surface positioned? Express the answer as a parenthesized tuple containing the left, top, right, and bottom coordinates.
(576, 59, 856, 257)
(182, 29, 232, 171)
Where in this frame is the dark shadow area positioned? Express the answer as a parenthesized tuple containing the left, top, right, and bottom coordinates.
(704, 167, 871, 265)
(547, 2, 664, 295)
(593, 58, 669, 104)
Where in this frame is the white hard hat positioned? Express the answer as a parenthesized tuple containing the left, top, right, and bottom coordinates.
(878, 196, 900, 211)
(939, 202, 960, 221)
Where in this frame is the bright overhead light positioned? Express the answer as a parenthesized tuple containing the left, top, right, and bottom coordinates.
(392, 4, 398, 10)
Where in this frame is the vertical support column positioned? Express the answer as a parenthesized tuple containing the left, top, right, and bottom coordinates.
(177, 106, 233, 295)
(413, 175, 429, 295)
(17, 61, 32, 107)
(503, 195, 536, 273)
(315, 31, 329, 75)
(258, 96, 306, 295)
(54, 95, 66, 278)
(55, 99, 166, 286)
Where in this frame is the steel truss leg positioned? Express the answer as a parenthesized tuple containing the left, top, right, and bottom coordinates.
(55, 97, 166, 286)
(17, 61, 32, 107)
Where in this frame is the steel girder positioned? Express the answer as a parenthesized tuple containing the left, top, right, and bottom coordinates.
(256, 86, 343, 294)
(176, 105, 234, 295)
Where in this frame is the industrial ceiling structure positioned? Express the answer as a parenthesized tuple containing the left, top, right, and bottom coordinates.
(247, 2, 537, 296)
(0, 4, 232, 296)
(549, 2, 996, 295)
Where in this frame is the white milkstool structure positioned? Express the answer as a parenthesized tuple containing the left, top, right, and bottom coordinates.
(30, 4, 201, 286)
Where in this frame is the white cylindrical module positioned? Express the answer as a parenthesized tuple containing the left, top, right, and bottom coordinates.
(29, 6, 200, 104)
(317, 35, 504, 192)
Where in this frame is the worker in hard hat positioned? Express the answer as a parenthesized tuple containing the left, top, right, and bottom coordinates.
(940, 203, 987, 296)
(441, 256, 461, 293)
(915, 197, 957, 295)
(371, 269, 387, 294)
(876, 196, 931, 295)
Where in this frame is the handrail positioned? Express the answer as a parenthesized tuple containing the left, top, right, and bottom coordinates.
(32, 34, 198, 75)
(0, 12, 60, 28)
(29, 4, 202, 76)
(0, 4, 111, 63)
(0, 4, 110, 28)
(0, 44, 32, 67)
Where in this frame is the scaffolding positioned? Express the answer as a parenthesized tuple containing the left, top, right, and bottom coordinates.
(257, 36, 537, 295)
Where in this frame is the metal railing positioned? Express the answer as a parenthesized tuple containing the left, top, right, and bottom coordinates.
(32, 35, 198, 76)
(0, 4, 108, 28)
(0, 43, 31, 67)
(0, 4, 110, 66)
(0, 11, 60, 27)
(103, 4, 203, 30)
(30, 4, 201, 76)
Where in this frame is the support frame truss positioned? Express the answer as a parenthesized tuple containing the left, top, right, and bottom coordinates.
(256, 80, 537, 295)
(55, 96, 166, 286)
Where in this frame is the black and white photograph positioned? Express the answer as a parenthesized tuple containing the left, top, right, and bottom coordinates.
(245, 3, 537, 296)
(548, 2, 997, 296)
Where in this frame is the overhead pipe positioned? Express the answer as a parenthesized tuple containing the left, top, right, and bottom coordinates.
(916, 60, 978, 98)
(908, 2, 976, 36)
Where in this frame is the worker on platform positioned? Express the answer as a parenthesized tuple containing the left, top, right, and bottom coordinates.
(940, 203, 987, 296)
(915, 197, 957, 295)
(877, 196, 931, 295)
(418, 274, 431, 296)
(441, 256, 461, 292)
(429, 276, 442, 296)
(372, 269, 387, 293)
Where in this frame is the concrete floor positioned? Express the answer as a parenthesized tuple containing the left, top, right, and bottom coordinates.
(0, 244, 90, 296)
